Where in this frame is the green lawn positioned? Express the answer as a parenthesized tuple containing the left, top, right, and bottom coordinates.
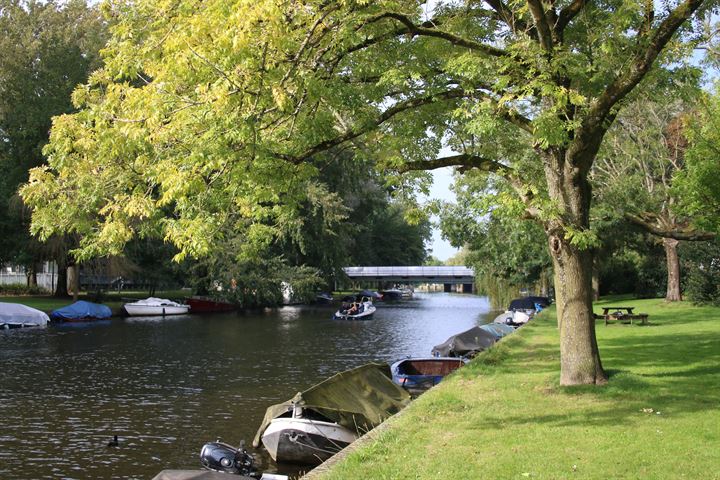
(312, 298, 720, 479)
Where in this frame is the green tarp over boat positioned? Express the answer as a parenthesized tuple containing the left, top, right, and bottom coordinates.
(252, 363, 410, 448)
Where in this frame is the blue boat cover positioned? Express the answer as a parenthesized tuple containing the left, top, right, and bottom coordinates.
(51, 301, 112, 321)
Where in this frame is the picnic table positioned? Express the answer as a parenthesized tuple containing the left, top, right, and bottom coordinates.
(596, 306, 649, 325)
(601, 306, 635, 315)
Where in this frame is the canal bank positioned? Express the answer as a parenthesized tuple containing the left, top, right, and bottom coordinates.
(303, 298, 720, 479)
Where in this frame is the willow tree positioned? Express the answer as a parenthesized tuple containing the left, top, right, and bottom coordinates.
(22, 0, 715, 385)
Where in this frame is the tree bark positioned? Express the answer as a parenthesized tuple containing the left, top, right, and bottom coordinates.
(663, 237, 682, 301)
(591, 257, 600, 301)
(549, 235, 607, 385)
(68, 263, 80, 301)
(544, 149, 607, 385)
(54, 256, 69, 298)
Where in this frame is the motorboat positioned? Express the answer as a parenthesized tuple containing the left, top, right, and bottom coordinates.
(253, 363, 410, 465)
(123, 297, 189, 316)
(260, 406, 359, 465)
(391, 357, 468, 392)
(431, 326, 498, 358)
(50, 300, 112, 322)
(0, 302, 49, 329)
(185, 296, 236, 313)
(333, 297, 375, 320)
(379, 289, 403, 300)
(493, 310, 532, 326)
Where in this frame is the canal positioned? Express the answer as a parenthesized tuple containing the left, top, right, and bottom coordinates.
(0, 292, 492, 479)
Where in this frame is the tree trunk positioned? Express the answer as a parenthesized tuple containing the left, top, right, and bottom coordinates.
(54, 256, 69, 298)
(68, 263, 80, 301)
(544, 148, 607, 385)
(549, 236, 607, 385)
(663, 237, 682, 301)
(591, 257, 600, 301)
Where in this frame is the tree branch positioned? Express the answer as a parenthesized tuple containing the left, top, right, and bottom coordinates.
(368, 11, 509, 57)
(281, 88, 468, 163)
(625, 213, 716, 241)
(556, 0, 587, 35)
(571, 0, 705, 168)
(527, 0, 555, 51)
(394, 154, 509, 173)
(484, 0, 532, 35)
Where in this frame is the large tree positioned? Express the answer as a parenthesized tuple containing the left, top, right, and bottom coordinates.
(22, 0, 715, 385)
(592, 93, 715, 301)
(0, 0, 106, 287)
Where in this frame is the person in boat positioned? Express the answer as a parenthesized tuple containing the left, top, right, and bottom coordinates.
(348, 302, 359, 315)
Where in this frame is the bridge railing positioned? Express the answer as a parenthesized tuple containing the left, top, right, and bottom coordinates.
(342, 266, 475, 277)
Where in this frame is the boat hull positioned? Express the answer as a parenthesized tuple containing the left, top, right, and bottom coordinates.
(185, 297, 235, 313)
(124, 305, 189, 316)
(391, 357, 467, 391)
(333, 303, 376, 320)
(261, 418, 357, 465)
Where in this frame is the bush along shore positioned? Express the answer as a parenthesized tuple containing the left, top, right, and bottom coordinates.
(306, 298, 720, 479)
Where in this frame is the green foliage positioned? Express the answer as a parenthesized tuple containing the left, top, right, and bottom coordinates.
(19, 0, 711, 264)
(681, 239, 720, 306)
(440, 173, 551, 301)
(674, 87, 720, 233)
(0, 0, 107, 266)
(0, 283, 45, 295)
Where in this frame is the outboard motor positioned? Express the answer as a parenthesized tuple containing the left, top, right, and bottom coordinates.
(200, 440, 288, 480)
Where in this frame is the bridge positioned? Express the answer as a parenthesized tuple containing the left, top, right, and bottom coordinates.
(342, 266, 475, 291)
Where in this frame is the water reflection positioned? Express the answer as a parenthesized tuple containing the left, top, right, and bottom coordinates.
(0, 292, 491, 479)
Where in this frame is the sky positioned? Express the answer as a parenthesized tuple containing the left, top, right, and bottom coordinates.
(426, 167, 459, 261)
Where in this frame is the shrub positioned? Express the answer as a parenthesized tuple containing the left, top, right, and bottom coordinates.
(0, 283, 46, 295)
(681, 240, 720, 306)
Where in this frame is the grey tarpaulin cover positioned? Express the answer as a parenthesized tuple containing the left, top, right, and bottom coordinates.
(253, 363, 410, 448)
(431, 326, 498, 358)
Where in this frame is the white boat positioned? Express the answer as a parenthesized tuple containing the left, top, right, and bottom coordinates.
(0, 302, 49, 329)
(253, 364, 410, 465)
(493, 310, 532, 326)
(123, 297, 189, 316)
(333, 298, 375, 320)
(261, 406, 358, 464)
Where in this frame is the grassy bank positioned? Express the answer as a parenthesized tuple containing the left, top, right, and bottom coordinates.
(312, 298, 720, 479)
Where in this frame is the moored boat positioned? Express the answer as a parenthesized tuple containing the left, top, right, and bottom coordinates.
(123, 297, 189, 316)
(431, 325, 498, 358)
(0, 302, 49, 329)
(260, 407, 358, 465)
(379, 288, 403, 300)
(391, 357, 468, 392)
(185, 296, 236, 313)
(50, 300, 112, 322)
(479, 322, 516, 338)
(253, 363, 410, 465)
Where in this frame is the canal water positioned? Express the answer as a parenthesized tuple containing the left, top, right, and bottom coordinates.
(0, 292, 492, 479)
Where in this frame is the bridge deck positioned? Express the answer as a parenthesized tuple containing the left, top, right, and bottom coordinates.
(343, 266, 475, 284)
